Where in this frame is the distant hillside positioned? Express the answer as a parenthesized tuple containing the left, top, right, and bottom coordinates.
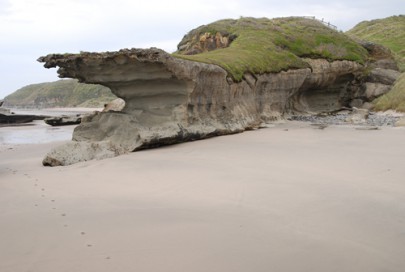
(347, 15, 405, 71)
(4, 79, 117, 108)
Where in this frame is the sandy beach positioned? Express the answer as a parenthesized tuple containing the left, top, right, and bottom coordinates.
(1, 121, 405, 272)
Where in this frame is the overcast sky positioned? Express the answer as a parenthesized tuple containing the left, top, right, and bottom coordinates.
(0, 0, 403, 98)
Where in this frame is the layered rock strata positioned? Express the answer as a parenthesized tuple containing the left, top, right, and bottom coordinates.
(349, 41, 401, 106)
(39, 48, 365, 166)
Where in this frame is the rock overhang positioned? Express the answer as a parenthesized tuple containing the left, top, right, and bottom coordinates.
(37, 18, 400, 166)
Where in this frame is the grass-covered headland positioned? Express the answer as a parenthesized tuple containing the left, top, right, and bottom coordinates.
(174, 17, 369, 81)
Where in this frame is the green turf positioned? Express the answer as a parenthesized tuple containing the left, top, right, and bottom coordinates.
(374, 73, 405, 112)
(173, 17, 368, 81)
(347, 15, 405, 71)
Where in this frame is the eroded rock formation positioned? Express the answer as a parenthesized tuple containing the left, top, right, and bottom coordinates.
(38, 45, 396, 166)
(178, 31, 236, 55)
(349, 41, 401, 106)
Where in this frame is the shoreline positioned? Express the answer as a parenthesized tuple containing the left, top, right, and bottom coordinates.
(1, 121, 405, 271)
(0, 107, 101, 129)
(0, 122, 405, 272)
(0, 120, 76, 145)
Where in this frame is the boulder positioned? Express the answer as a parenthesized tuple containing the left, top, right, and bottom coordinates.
(345, 108, 369, 124)
(44, 115, 82, 126)
(371, 59, 399, 70)
(42, 141, 122, 166)
(395, 117, 405, 127)
(368, 68, 401, 85)
(0, 108, 10, 115)
(350, 99, 364, 108)
(0, 113, 36, 124)
(102, 98, 125, 112)
(361, 102, 374, 110)
(363, 82, 392, 101)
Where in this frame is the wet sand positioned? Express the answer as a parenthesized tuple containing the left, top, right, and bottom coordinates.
(0, 120, 76, 144)
(10, 107, 102, 116)
(1, 121, 405, 272)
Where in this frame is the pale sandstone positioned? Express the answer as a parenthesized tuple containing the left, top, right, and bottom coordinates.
(37, 48, 391, 166)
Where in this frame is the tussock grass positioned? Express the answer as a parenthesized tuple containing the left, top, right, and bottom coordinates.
(374, 73, 405, 112)
(348, 15, 405, 112)
(347, 15, 405, 71)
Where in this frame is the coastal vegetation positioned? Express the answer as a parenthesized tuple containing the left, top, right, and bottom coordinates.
(347, 15, 405, 112)
(5, 16, 404, 111)
(174, 16, 368, 81)
(374, 73, 405, 112)
(347, 15, 405, 71)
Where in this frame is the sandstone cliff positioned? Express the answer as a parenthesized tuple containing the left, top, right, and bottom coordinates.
(38, 49, 364, 166)
(37, 17, 399, 166)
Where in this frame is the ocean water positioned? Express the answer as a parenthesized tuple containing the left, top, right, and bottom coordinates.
(0, 109, 93, 145)
(0, 120, 76, 144)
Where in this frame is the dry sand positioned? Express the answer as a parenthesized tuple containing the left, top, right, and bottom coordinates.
(1, 121, 405, 272)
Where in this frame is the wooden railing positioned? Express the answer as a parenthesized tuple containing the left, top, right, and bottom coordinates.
(301, 16, 338, 30)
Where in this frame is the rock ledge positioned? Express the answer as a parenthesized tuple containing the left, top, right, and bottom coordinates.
(38, 48, 381, 166)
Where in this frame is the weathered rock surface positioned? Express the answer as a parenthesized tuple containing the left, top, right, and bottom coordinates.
(363, 82, 392, 101)
(395, 117, 405, 127)
(102, 98, 125, 112)
(177, 31, 236, 55)
(292, 59, 363, 113)
(291, 110, 401, 126)
(0, 107, 10, 115)
(44, 115, 82, 126)
(349, 68, 400, 108)
(37, 47, 392, 166)
(42, 141, 120, 166)
(368, 68, 401, 85)
(346, 41, 400, 108)
(0, 101, 47, 124)
(345, 108, 369, 124)
(0, 113, 36, 124)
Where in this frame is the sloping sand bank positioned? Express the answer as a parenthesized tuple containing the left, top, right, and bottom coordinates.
(1, 122, 404, 272)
